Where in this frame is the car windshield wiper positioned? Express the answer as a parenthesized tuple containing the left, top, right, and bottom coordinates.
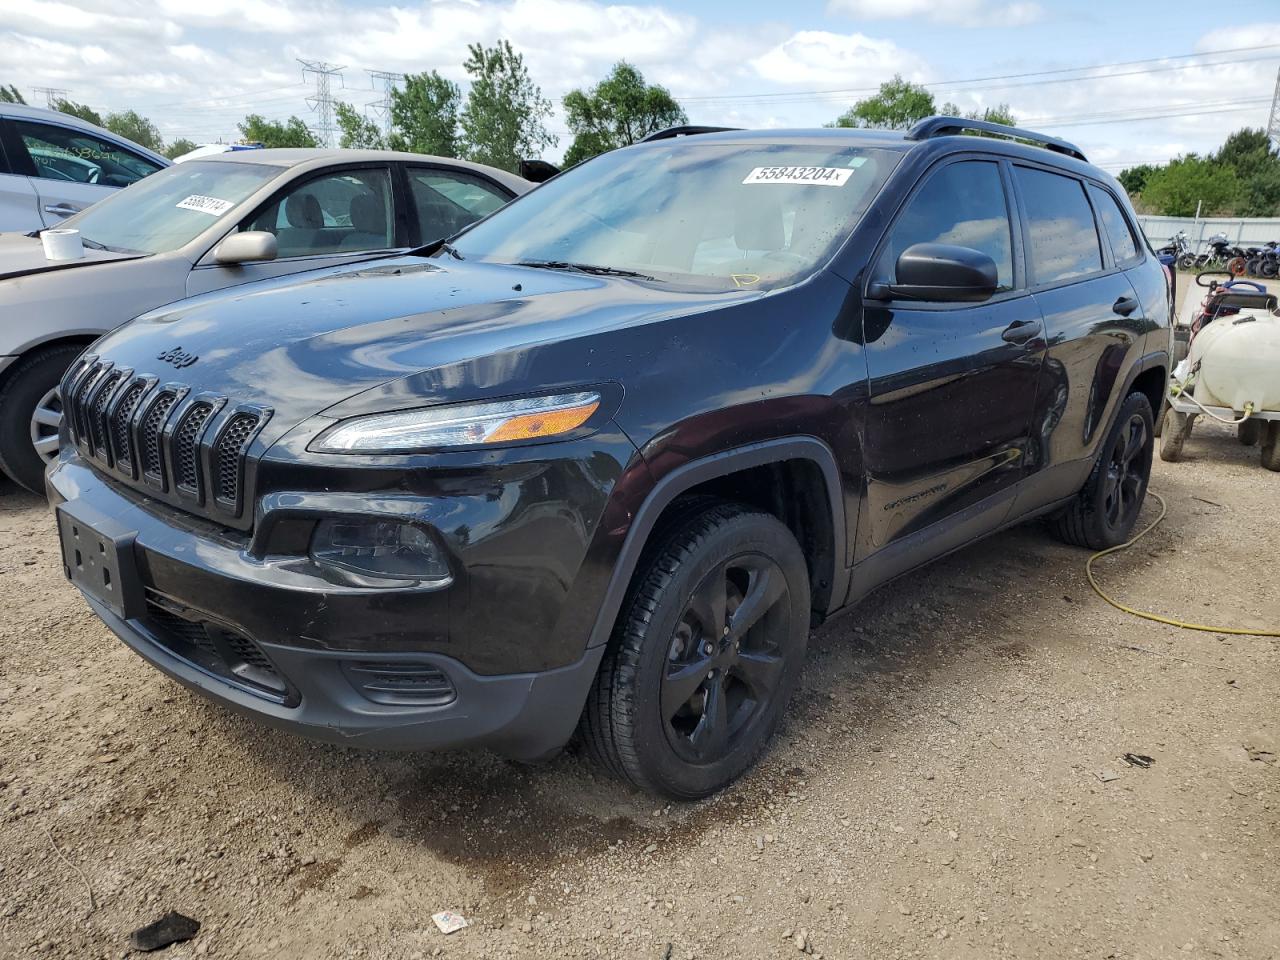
(516, 259, 656, 280)
(78, 237, 109, 251)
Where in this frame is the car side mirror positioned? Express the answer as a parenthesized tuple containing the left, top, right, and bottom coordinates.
(213, 231, 278, 266)
(867, 242, 998, 303)
(519, 159, 560, 183)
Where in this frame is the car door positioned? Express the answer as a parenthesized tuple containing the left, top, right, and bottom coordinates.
(0, 121, 40, 231)
(6, 117, 165, 224)
(185, 164, 408, 298)
(859, 157, 1044, 564)
(403, 164, 514, 243)
(1010, 164, 1146, 510)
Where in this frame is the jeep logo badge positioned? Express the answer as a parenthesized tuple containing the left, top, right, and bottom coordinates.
(157, 346, 198, 369)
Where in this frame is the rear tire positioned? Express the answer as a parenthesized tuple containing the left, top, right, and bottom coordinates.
(1050, 392, 1154, 550)
(0, 345, 83, 494)
(1238, 419, 1261, 446)
(1262, 422, 1280, 472)
(580, 500, 810, 799)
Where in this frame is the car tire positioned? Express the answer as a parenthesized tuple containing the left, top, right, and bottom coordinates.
(580, 500, 810, 799)
(1050, 392, 1155, 550)
(0, 345, 83, 494)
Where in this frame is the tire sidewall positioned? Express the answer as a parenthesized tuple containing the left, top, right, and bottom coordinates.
(624, 513, 810, 798)
(1083, 393, 1155, 546)
(0, 346, 81, 494)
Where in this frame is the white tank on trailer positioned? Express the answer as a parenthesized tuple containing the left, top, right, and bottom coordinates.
(1186, 309, 1280, 413)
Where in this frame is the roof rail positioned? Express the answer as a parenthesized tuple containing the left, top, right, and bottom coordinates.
(640, 125, 741, 143)
(904, 115, 1088, 162)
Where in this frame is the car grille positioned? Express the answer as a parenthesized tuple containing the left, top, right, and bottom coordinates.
(142, 593, 293, 704)
(63, 357, 271, 530)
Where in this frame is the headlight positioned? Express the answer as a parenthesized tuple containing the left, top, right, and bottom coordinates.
(310, 519, 450, 581)
(311, 391, 601, 454)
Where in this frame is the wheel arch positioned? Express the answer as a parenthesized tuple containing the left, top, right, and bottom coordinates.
(587, 437, 849, 650)
(0, 333, 99, 394)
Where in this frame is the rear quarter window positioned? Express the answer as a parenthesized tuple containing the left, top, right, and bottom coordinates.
(1087, 183, 1140, 266)
(1014, 166, 1103, 285)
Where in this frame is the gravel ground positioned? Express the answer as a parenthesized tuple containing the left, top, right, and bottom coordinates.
(1, 423, 1277, 960)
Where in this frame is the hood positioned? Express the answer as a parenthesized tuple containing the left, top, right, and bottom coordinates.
(0, 231, 143, 280)
(87, 255, 755, 441)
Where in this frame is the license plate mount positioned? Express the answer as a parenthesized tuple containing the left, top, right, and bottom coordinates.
(56, 500, 144, 620)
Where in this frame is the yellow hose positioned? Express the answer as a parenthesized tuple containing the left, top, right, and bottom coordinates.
(1086, 491, 1280, 637)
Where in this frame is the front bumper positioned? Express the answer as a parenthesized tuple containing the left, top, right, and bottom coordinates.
(46, 455, 612, 759)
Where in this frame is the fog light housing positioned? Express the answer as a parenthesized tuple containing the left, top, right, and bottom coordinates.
(309, 519, 451, 582)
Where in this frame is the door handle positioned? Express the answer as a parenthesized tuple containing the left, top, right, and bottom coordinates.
(44, 203, 81, 217)
(1001, 319, 1042, 345)
(1112, 295, 1140, 317)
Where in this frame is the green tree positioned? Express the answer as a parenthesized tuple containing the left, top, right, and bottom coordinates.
(388, 71, 460, 156)
(562, 62, 686, 167)
(940, 102, 1016, 126)
(236, 114, 317, 148)
(1212, 127, 1276, 181)
(53, 98, 103, 126)
(105, 110, 164, 152)
(164, 138, 198, 160)
(335, 102, 386, 150)
(832, 75, 934, 130)
(1238, 164, 1280, 217)
(0, 84, 24, 104)
(459, 39, 556, 172)
(1117, 163, 1157, 198)
(1141, 155, 1241, 217)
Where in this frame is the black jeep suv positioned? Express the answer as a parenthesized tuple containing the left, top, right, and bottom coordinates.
(48, 118, 1170, 798)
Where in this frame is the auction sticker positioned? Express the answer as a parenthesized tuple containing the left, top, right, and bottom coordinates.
(743, 166, 853, 186)
(176, 195, 235, 216)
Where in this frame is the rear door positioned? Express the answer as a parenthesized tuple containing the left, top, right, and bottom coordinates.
(861, 156, 1044, 558)
(7, 117, 165, 224)
(403, 164, 514, 243)
(0, 120, 40, 231)
(1012, 164, 1146, 508)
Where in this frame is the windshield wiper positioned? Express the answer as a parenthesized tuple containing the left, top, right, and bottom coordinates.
(410, 237, 464, 260)
(78, 237, 109, 251)
(516, 259, 656, 280)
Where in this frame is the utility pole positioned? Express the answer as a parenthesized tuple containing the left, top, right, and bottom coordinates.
(1269, 66, 1280, 151)
(298, 59, 345, 148)
(34, 86, 69, 109)
(367, 70, 405, 137)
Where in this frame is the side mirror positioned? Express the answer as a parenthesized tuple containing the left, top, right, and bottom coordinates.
(867, 242, 998, 303)
(518, 159, 560, 183)
(213, 231, 278, 265)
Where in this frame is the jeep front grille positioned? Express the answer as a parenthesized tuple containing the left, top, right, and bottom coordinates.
(62, 357, 270, 529)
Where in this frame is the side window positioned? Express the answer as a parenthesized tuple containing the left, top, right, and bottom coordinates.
(407, 167, 510, 242)
(1014, 166, 1103, 284)
(11, 120, 163, 187)
(245, 168, 394, 258)
(1087, 183, 1140, 266)
(880, 160, 1014, 292)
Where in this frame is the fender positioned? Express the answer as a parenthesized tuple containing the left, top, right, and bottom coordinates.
(586, 436, 850, 648)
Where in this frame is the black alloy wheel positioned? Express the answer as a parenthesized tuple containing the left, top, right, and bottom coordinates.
(1099, 411, 1149, 533)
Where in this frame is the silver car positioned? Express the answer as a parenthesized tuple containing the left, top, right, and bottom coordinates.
(0, 103, 170, 232)
(0, 149, 531, 491)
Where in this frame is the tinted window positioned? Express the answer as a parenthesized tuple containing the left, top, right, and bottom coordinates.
(13, 120, 162, 188)
(880, 160, 1013, 291)
(1015, 166, 1102, 284)
(244, 168, 394, 258)
(1088, 184, 1139, 265)
(408, 168, 509, 242)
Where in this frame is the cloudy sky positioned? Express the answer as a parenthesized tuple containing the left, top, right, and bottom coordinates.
(3, 0, 1279, 171)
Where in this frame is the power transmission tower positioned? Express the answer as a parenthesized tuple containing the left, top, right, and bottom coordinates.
(367, 70, 405, 136)
(34, 86, 69, 109)
(298, 59, 345, 147)
(1269, 66, 1280, 151)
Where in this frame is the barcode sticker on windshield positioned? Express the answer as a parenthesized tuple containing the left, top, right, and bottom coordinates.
(176, 195, 234, 216)
(743, 166, 853, 187)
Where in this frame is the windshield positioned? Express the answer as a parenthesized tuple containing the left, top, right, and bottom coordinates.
(62, 160, 279, 255)
(452, 142, 897, 291)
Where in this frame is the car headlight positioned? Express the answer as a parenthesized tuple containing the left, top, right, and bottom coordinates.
(311, 391, 601, 453)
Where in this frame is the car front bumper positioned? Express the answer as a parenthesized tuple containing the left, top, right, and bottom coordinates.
(46, 455, 609, 759)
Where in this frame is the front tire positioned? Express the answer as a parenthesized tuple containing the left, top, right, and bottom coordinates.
(580, 501, 810, 799)
(0, 345, 83, 494)
(1050, 392, 1155, 550)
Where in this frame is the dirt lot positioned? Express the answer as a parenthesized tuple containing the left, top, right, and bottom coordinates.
(1, 425, 1277, 960)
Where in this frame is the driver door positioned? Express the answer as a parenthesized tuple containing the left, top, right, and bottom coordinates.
(860, 157, 1044, 561)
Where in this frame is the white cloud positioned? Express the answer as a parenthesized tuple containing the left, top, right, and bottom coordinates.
(826, 0, 1044, 26)
(751, 31, 926, 87)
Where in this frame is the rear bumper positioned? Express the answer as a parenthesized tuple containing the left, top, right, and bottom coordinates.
(85, 592, 603, 758)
